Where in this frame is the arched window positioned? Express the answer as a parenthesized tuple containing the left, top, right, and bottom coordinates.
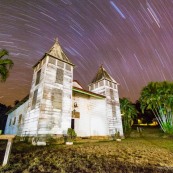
(13, 117, 16, 125)
(9, 119, 11, 126)
(18, 114, 22, 124)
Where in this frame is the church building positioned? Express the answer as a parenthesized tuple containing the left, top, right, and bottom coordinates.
(4, 39, 124, 137)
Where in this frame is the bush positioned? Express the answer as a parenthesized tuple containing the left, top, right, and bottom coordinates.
(67, 128, 77, 142)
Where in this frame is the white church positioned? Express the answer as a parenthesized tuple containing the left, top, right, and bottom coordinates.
(5, 39, 124, 138)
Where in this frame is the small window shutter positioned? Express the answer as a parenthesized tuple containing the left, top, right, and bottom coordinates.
(35, 69, 41, 85)
(32, 89, 38, 109)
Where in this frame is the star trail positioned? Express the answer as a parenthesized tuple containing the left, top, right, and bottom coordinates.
(0, 0, 173, 105)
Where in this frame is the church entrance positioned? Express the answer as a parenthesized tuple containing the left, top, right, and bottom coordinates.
(71, 119, 75, 129)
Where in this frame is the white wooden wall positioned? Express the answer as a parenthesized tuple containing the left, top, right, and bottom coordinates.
(5, 100, 28, 135)
(21, 57, 47, 136)
(21, 55, 73, 136)
(72, 93, 108, 137)
(89, 80, 124, 136)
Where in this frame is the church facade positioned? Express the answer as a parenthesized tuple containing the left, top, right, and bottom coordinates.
(5, 39, 124, 137)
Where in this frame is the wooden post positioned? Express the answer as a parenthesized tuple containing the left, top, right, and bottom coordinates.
(2, 139, 13, 166)
(0, 135, 15, 166)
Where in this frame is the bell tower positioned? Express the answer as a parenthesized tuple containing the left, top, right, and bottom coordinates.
(21, 38, 74, 137)
(89, 65, 123, 136)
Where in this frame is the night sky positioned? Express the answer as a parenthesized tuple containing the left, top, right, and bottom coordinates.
(1, 0, 173, 106)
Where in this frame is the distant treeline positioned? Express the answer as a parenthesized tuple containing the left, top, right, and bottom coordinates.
(0, 103, 11, 133)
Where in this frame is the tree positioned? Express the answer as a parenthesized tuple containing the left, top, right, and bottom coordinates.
(140, 81, 173, 134)
(135, 100, 155, 124)
(120, 98, 137, 136)
(0, 49, 13, 82)
(0, 103, 11, 133)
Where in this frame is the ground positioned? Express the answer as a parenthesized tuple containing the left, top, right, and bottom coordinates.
(0, 128, 173, 173)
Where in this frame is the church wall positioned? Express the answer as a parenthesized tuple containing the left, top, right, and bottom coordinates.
(89, 80, 124, 136)
(21, 58, 47, 136)
(36, 56, 73, 135)
(114, 105, 124, 134)
(72, 93, 90, 136)
(89, 97, 108, 136)
(72, 93, 107, 137)
(19, 55, 73, 136)
(105, 87, 123, 136)
(5, 100, 29, 135)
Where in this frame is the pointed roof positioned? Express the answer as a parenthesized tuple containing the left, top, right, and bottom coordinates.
(91, 65, 117, 84)
(33, 38, 74, 68)
(47, 38, 73, 65)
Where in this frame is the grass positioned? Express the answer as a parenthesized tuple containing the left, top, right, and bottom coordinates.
(0, 128, 173, 173)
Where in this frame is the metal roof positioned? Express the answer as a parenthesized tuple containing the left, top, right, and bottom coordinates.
(91, 65, 117, 84)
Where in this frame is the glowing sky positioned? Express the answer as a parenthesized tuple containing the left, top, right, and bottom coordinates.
(1, 0, 173, 105)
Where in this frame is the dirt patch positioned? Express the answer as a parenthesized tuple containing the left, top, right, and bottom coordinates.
(0, 136, 173, 172)
(0, 141, 7, 165)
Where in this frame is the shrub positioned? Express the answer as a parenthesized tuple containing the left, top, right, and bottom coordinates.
(67, 128, 77, 142)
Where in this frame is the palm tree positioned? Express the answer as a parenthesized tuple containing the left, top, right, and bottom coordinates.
(120, 98, 137, 136)
(140, 81, 173, 134)
(0, 49, 13, 82)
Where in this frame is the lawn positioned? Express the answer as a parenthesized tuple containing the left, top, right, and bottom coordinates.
(0, 128, 173, 173)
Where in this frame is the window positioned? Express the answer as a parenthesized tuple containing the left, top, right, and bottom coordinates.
(13, 117, 16, 125)
(9, 119, 11, 126)
(57, 61, 64, 68)
(52, 89, 62, 109)
(100, 81, 104, 86)
(110, 89, 114, 100)
(35, 69, 41, 85)
(106, 81, 109, 86)
(49, 57, 56, 64)
(114, 84, 117, 89)
(56, 68, 64, 84)
(32, 89, 38, 109)
(18, 114, 22, 124)
(110, 82, 113, 88)
(66, 64, 71, 71)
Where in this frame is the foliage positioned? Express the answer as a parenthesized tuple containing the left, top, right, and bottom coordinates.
(135, 100, 155, 124)
(140, 81, 173, 134)
(0, 103, 11, 133)
(115, 131, 120, 139)
(120, 98, 137, 136)
(0, 49, 13, 82)
(67, 128, 77, 142)
(45, 136, 56, 144)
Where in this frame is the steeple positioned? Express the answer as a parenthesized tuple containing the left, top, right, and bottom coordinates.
(47, 38, 73, 65)
(91, 65, 117, 84)
(22, 37, 74, 137)
(33, 38, 74, 68)
(89, 65, 123, 137)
